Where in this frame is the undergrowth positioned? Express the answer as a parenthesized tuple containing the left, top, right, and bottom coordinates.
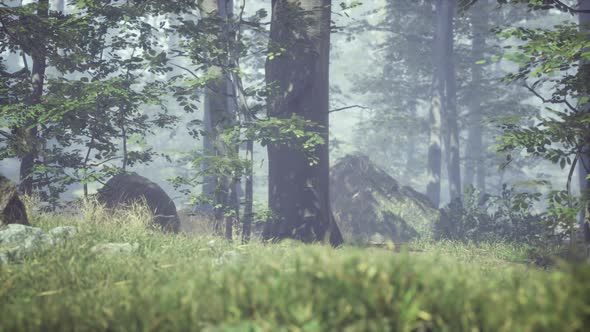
(0, 199, 589, 331)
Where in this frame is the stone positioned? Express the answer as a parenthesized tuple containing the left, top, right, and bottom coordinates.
(90, 243, 139, 256)
(0, 175, 29, 227)
(0, 224, 54, 263)
(49, 226, 78, 244)
(0, 225, 79, 264)
(96, 173, 180, 233)
(330, 154, 441, 245)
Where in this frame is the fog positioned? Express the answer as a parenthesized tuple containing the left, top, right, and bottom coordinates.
(0, 0, 584, 227)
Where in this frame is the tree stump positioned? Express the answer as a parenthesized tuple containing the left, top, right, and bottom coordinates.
(0, 175, 29, 227)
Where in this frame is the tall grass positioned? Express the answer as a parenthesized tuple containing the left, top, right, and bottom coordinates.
(0, 200, 589, 331)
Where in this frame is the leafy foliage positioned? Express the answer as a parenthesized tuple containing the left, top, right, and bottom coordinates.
(495, 14, 590, 232)
(496, 24, 590, 168)
(168, 114, 326, 206)
(439, 184, 581, 245)
(0, 0, 198, 203)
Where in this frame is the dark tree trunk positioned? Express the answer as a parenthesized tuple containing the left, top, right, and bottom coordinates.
(578, 0, 590, 245)
(242, 138, 254, 244)
(19, 0, 49, 195)
(264, 0, 342, 246)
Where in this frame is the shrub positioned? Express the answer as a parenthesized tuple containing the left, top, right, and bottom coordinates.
(437, 185, 559, 245)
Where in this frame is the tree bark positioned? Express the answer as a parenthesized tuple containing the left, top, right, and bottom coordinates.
(578, 0, 590, 245)
(444, 0, 461, 202)
(465, 0, 489, 195)
(201, 91, 216, 217)
(242, 138, 254, 243)
(426, 0, 452, 208)
(18, 0, 49, 195)
(264, 0, 342, 246)
(199, 0, 238, 240)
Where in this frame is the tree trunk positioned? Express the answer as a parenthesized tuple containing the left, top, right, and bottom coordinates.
(426, 0, 452, 208)
(264, 0, 342, 246)
(445, 0, 461, 202)
(476, 146, 486, 193)
(200, 0, 238, 240)
(578, 0, 590, 246)
(18, 0, 49, 195)
(465, 0, 488, 195)
(405, 135, 417, 175)
(404, 102, 418, 175)
(221, 0, 240, 242)
(242, 138, 254, 243)
(201, 91, 216, 217)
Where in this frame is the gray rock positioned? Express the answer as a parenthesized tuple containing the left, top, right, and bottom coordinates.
(330, 154, 441, 245)
(0, 224, 54, 263)
(90, 242, 139, 256)
(0, 224, 54, 249)
(49, 226, 78, 244)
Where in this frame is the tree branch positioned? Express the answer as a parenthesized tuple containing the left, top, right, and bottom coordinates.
(552, 0, 590, 14)
(86, 156, 122, 168)
(329, 105, 370, 113)
(1, 67, 28, 78)
(239, 19, 271, 28)
(169, 62, 199, 79)
(170, 62, 238, 100)
(523, 83, 579, 112)
(567, 154, 579, 197)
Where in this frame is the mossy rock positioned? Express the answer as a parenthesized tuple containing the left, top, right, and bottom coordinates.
(330, 154, 440, 245)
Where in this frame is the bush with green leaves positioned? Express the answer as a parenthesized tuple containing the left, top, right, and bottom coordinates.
(493, 8, 590, 233)
(437, 185, 572, 245)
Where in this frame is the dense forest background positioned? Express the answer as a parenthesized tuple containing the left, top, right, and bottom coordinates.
(4, 2, 590, 329)
(2, 0, 590, 246)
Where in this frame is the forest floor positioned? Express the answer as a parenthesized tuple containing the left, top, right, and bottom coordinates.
(1, 202, 589, 332)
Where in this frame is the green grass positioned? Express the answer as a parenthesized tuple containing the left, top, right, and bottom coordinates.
(1, 201, 589, 332)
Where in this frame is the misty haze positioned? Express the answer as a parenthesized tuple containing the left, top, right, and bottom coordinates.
(1, 0, 590, 331)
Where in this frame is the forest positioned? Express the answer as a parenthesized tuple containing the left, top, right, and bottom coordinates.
(1, 0, 590, 331)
